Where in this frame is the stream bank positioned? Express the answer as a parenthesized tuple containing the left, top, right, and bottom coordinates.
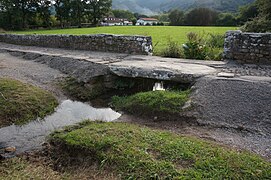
(0, 51, 270, 162)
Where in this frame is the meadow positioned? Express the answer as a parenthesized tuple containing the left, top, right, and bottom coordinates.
(13, 26, 238, 54)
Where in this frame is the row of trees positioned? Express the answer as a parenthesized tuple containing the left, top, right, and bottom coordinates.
(165, 5, 258, 27)
(164, 0, 270, 32)
(0, 0, 112, 30)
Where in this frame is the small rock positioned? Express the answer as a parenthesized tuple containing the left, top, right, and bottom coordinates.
(217, 72, 235, 78)
(5, 146, 16, 153)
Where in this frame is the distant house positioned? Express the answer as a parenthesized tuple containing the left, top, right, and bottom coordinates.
(101, 17, 133, 26)
(136, 18, 159, 26)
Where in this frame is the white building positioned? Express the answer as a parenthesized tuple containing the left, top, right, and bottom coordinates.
(136, 18, 159, 26)
(101, 17, 133, 26)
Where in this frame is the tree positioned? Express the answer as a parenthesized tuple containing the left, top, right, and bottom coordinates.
(85, 0, 112, 26)
(242, 0, 271, 32)
(70, 0, 85, 27)
(158, 13, 169, 23)
(168, 9, 184, 26)
(112, 9, 135, 20)
(238, 3, 258, 25)
(185, 8, 219, 26)
(0, 0, 39, 30)
(216, 13, 237, 26)
(37, 0, 53, 27)
(54, 0, 72, 28)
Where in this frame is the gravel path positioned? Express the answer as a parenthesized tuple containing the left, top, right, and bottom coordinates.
(0, 53, 67, 101)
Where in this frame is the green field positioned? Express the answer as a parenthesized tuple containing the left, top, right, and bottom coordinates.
(13, 26, 238, 54)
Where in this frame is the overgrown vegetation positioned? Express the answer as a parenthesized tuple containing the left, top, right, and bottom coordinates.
(183, 32, 208, 60)
(242, 0, 271, 32)
(160, 39, 183, 58)
(49, 121, 271, 179)
(0, 78, 58, 127)
(111, 90, 190, 117)
(161, 32, 224, 60)
(60, 77, 105, 102)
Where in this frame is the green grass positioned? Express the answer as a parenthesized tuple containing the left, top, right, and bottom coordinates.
(50, 121, 271, 179)
(11, 26, 238, 54)
(0, 78, 58, 127)
(111, 90, 190, 116)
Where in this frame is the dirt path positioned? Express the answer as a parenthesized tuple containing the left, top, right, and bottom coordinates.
(0, 53, 67, 101)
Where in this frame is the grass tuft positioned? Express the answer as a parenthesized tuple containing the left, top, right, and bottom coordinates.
(111, 90, 190, 117)
(49, 122, 271, 179)
(0, 78, 58, 127)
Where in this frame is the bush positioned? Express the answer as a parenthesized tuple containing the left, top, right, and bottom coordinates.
(241, 17, 271, 32)
(205, 47, 224, 61)
(183, 32, 208, 60)
(205, 34, 224, 60)
(206, 34, 225, 48)
(182, 32, 224, 60)
(160, 39, 183, 58)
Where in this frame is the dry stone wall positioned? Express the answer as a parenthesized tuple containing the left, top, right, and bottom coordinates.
(0, 34, 152, 55)
(224, 30, 271, 64)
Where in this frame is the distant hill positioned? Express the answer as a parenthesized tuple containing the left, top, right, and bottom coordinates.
(112, 0, 255, 15)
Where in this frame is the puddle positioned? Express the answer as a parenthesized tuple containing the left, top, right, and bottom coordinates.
(0, 100, 121, 155)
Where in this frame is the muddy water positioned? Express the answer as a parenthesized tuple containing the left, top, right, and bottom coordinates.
(0, 100, 121, 155)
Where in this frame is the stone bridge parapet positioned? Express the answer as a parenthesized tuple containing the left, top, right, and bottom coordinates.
(224, 30, 271, 64)
(0, 33, 152, 55)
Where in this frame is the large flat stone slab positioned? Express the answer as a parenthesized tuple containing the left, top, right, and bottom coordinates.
(109, 60, 217, 83)
(0, 42, 219, 83)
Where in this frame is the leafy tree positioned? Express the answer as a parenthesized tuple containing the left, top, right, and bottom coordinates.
(86, 0, 112, 26)
(54, 0, 72, 28)
(133, 13, 148, 19)
(0, 0, 38, 29)
(168, 9, 184, 26)
(238, 3, 258, 25)
(216, 13, 237, 26)
(185, 8, 219, 26)
(242, 0, 271, 32)
(37, 0, 53, 27)
(158, 13, 169, 23)
(70, 0, 85, 27)
(112, 9, 135, 20)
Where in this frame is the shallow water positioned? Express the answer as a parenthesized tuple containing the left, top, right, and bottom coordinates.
(0, 100, 121, 154)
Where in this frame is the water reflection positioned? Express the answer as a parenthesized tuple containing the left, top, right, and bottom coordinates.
(0, 100, 121, 154)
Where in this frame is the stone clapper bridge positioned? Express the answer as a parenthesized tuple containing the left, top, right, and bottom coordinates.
(0, 33, 270, 159)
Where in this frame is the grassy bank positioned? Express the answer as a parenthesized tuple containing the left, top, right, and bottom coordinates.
(111, 90, 190, 117)
(0, 78, 58, 127)
(12, 26, 237, 54)
(49, 121, 271, 179)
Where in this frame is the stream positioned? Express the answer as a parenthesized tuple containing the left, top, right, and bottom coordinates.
(0, 100, 121, 156)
